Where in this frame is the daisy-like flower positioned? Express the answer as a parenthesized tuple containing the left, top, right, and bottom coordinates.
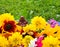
(8, 32, 22, 47)
(40, 24, 52, 37)
(3, 20, 16, 32)
(31, 16, 47, 30)
(40, 24, 60, 38)
(49, 25, 60, 37)
(0, 36, 9, 47)
(0, 13, 17, 33)
(42, 36, 59, 47)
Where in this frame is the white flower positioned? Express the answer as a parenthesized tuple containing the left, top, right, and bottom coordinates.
(28, 38, 37, 47)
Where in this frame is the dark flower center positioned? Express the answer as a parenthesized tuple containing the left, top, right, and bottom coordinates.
(5, 24, 12, 30)
(3, 21, 16, 32)
(54, 31, 57, 34)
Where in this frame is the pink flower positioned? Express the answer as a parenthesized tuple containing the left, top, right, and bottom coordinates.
(48, 19, 58, 28)
(35, 36, 44, 47)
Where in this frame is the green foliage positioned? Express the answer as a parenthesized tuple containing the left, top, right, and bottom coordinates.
(0, 0, 60, 22)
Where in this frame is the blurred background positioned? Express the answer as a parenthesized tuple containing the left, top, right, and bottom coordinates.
(0, 0, 60, 22)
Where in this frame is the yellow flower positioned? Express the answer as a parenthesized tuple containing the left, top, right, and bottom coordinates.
(40, 24, 52, 37)
(55, 30, 60, 40)
(31, 16, 47, 30)
(42, 36, 59, 47)
(40, 24, 60, 37)
(50, 25, 60, 37)
(23, 24, 30, 33)
(22, 35, 34, 47)
(28, 24, 36, 31)
(0, 13, 17, 33)
(0, 36, 9, 47)
(8, 32, 22, 47)
(23, 24, 36, 32)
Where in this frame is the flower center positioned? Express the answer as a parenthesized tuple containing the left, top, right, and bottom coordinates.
(5, 24, 12, 30)
(3, 21, 16, 32)
(54, 31, 57, 34)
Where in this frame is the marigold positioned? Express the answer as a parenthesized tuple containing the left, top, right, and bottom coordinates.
(50, 25, 60, 37)
(31, 16, 47, 30)
(42, 36, 59, 47)
(0, 36, 9, 47)
(8, 32, 22, 47)
(40, 24, 52, 37)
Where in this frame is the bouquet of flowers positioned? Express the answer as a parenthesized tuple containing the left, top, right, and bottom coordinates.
(0, 13, 60, 47)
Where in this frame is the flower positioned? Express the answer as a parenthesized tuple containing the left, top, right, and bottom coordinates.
(0, 13, 17, 33)
(40, 24, 60, 38)
(48, 19, 58, 28)
(23, 24, 36, 32)
(40, 24, 52, 37)
(23, 24, 37, 37)
(28, 38, 37, 47)
(23, 24, 41, 38)
(0, 36, 9, 47)
(31, 16, 47, 30)
(3, 21, 16, 32)
(42, 36, 59, 47)
(35, 36, 44, 47)
(8, 32, 22, 47)
(50, 25, 60, 37)
(22, 35, 34, 47)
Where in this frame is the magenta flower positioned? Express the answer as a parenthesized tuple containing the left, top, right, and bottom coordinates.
(35, 36, 44, 47)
